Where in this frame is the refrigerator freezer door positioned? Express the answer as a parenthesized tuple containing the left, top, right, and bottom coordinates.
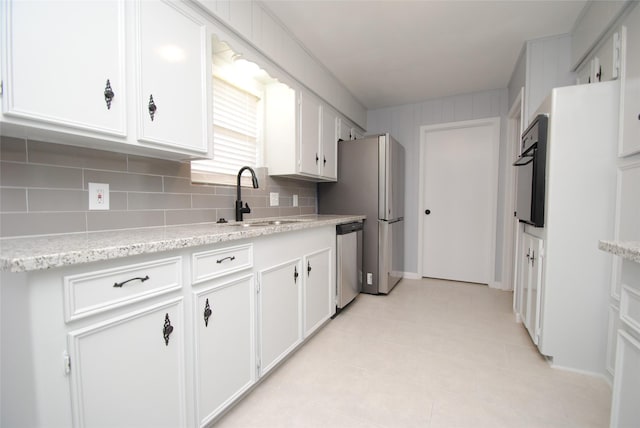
(378, 135, 405, 221)
(378, 218, 404, 294)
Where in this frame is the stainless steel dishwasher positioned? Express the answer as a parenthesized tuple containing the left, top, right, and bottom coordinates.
(335, 221, 363, 312)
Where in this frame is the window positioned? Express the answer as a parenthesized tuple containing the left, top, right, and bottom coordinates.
(192, 77, 260, 185)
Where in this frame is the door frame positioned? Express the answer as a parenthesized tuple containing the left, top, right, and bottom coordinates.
(504, 88, 525, 294)
(418, 117, 501, 287)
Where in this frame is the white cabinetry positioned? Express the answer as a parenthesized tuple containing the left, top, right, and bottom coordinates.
(303, 248, 333, 337)
(264, 84, 338, 181)
(0, 225, 337, 427)
(618, 4, 640, 157)
(1, 0, 127, 137)
(134, 0, 210, 154)
(193, 275, 255, 426)
(68, 298, 187, 427)
(255, 226, 335, 376)
(0, 0, 211, 160)
(257, 258, 303, 375)
(518, 233, 543, 346)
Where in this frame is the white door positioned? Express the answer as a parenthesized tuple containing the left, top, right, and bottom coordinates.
(420, 118, 499, 284)
(299, 90, 321, 176)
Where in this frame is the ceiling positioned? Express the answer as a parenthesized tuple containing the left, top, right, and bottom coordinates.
(261, 0, 588, 110)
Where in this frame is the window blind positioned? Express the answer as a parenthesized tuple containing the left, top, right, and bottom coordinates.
(192, 77, 259, 183)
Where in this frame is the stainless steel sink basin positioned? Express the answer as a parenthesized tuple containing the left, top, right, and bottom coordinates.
(228, 219, 303, 227)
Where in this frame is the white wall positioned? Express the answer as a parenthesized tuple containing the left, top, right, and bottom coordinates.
(367, 89, 509, 281)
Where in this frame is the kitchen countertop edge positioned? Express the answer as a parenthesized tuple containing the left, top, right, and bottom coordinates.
(598, 240, 640, 264)
(0, 215, 366, 273)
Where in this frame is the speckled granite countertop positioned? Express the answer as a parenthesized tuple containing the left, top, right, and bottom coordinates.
(0, 215, 365, 273)
(599, 240, 640, 264)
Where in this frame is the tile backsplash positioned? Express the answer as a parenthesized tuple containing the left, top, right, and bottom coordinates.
(0, 137, 317, 238)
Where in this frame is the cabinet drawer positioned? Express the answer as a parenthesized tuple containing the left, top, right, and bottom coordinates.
(64, 257, 182, 322)
(192, 244, 253, 284)
(620, 284, 640, 336)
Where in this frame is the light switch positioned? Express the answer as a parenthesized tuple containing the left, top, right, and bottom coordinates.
(293, 194, 298, 207)
(270, 192, 279, 206)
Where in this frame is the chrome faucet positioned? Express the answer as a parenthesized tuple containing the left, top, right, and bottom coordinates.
(235, 166, 259, 222)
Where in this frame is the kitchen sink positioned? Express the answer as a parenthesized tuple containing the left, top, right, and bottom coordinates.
(228, 219, 304, 227)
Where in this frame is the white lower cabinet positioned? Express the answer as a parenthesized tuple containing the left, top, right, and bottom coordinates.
(258, 258, 303, 375)
(0, 225, 337, 427)
(611, 330, 640, 427)
(303, 248, 333, 337)
(193, 274, 255, 427)
(67, 298, 187, 428)
(517, 232, 544, 345)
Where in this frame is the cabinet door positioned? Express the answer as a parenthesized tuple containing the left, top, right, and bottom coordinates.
(194, 275, 255, 427)
(258, 259, 302, 375)
(299, 90, 321, 176)
(611, 330, 640, 427)
(3, 0, 126, 136)
(520, 233, 543, 345)
(619, 6, 640, 157)
(303, 248, 333, 337)
(320, 105, 338, 180)
(338, 118, 352, 142)
(135, 0, 209, 154)
(67, 298, 186, 428)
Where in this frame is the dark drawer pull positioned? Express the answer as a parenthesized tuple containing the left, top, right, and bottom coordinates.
(216, 256, 236, 264)
(113, 275, 150, 288)
(163, 313, 173, 346)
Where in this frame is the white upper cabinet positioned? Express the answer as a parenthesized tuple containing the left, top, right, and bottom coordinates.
(320, 104, 338, 180)
(0, 0, 211, 160)
(299, 89, 322, 176)
(619, 4, 640, 157)
(1, 0, 127, 137)
(264, 85, 338, 182)
(134, 0, 210, 154)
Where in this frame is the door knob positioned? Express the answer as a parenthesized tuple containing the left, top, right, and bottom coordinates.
(425, 209, 431, 215)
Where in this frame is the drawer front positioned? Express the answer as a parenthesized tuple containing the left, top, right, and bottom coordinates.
(620, 284, 640, 336)
(192, 244, 253, 284)
(64, 257, 182, 322)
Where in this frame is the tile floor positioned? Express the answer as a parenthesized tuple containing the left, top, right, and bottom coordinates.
(215, 278, 611, 428)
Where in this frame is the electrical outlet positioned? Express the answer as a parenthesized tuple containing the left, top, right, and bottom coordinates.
(269, 192, 279, 206)
(367, 273, 373, 285)
(88, 182, 109, 210)
(292, 194, 298, 207)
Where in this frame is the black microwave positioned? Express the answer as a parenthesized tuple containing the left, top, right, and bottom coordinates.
(513, 114, 548, 227)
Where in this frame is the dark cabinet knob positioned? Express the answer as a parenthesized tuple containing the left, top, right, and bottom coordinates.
(425, 209, 431, 215)
(163, 313, 173, 346)
(104, 79, 114, 109)
(148, 95, 157, 121)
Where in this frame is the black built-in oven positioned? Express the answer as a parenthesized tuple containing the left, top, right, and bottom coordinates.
(513, 114, 548, 227)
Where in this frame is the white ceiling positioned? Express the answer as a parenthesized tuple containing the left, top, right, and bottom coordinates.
(261, 0, 588, 110)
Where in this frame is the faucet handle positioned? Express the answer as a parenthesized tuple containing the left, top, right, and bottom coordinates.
(243, 202, 251, 213)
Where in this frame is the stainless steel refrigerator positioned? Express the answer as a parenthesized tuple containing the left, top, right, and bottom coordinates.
(318, 133, 405, 295)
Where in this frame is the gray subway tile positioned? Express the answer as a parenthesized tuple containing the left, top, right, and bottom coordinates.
(87, 210, 165, 232)
(165, 209, 217, 226)
(84, 170, 163, 192)
(279, 207, 301, 217)
(0, 136, 27, 162)
(109, 192, 128, 211)
(27, 140, 127, 171)
(214, 185, 236, 196)
(163, 177, 215, 194)
(0, 161, 83, 189)
(216, 208, 235, 223)
(191, 194, 235, 209)
(0, 188, 27, 212)
(300, 206, 316, 215)
(128, 155, 191, 178)
(0, 212, 86, 237)
(128, 193, 191, 210)
(28, 189, 88, 212)
(243, 196, 267, 208)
